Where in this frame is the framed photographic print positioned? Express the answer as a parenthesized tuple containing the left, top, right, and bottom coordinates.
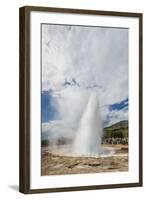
(19, 6, 143, 194)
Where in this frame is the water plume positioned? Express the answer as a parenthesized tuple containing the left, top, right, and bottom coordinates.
(73, 92, 103, 156)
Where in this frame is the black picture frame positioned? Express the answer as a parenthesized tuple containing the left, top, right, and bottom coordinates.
(19, 6, 143, 194)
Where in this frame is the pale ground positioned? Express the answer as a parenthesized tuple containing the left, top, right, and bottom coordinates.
(41, 144, 128, 175)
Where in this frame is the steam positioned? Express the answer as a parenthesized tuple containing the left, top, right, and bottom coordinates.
(73, 92, 102, 155)
(42, 87, 90, 143)
(42, 87, 103, 156)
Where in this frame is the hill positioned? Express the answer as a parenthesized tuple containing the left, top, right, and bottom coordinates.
(103, 120, 128, 138)
(107, 120, 128, 129)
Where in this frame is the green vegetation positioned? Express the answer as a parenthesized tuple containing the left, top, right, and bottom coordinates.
(103, 120, 128, 139)
(103, 127, 128, 138)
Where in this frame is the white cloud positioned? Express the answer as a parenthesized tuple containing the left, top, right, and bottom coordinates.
(42, 25, 128, 103)
(42, 24, 128, 131)
(109, 108, 128, 125)
(101, 106, 128, 127)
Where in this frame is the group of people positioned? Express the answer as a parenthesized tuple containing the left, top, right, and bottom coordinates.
(102, 137, 128, 145)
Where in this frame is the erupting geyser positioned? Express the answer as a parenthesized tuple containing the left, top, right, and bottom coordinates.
(73, 92, 103, 156)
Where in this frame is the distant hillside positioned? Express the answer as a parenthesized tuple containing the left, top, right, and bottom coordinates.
(107, 120, 128, 129)
(103, 120, 128, 138)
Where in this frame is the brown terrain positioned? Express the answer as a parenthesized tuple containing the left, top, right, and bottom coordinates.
(41, 144, 128, 176)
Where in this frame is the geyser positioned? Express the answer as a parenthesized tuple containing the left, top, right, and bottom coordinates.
(73, 92, 102, 156)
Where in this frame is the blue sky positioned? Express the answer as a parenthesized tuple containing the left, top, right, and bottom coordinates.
(41, 91, 59, 123)
(41, 24, 128, 129)
(109, 98, 128, 112)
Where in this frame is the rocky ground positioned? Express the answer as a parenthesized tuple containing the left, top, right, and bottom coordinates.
(41, 144, 128, 176)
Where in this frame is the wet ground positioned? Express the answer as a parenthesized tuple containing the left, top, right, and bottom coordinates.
(41, 144, 128, 176)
